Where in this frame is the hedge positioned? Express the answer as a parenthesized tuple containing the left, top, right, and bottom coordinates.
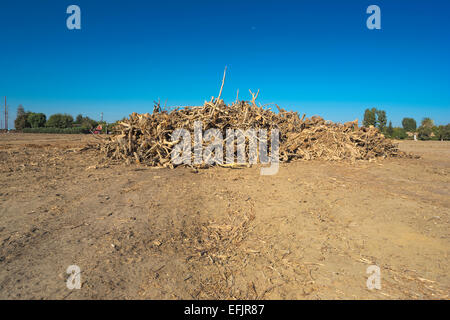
(22, 127, 90, 134)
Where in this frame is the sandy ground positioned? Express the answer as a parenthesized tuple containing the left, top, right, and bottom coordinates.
(0, 133, 448, 299)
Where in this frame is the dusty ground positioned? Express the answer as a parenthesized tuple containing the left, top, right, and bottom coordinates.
(0, 133, 448, 299)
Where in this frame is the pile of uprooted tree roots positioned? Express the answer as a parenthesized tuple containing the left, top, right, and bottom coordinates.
(100, 95, 407, 168)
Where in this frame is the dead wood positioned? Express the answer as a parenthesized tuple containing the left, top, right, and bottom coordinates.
(101, 98, 409, 167)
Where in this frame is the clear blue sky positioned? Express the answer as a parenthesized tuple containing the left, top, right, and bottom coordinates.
(1, 0, 449, 128)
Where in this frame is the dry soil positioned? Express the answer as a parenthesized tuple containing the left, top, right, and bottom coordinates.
(0, 133, 448, 299)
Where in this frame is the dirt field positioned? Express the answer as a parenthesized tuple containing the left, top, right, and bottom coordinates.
(0, 133, 448, 299)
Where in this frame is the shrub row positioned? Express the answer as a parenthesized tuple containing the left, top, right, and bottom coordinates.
(22, 127, 90, 134)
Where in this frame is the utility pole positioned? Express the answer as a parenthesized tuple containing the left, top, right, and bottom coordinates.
(4, 97, 7, 131)
(100, 112, 103, 123)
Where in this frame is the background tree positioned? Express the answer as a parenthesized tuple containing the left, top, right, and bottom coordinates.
(418, 126, 432, 140)
(376, 110, 387, 132)
(437, 124, 450, 140)
(392, 127, 407, 139)
(386, 121, 394, 137)
(363, 108, 376, 127)
(27, 113, 47, 128)
(421, 117, 434, 128)
(416, 117, 436, 140)
(45, 114, 74, 128)
(432, 126, 441, 140)
(402, 118, 417, 132)
(15, 114, 30, 130)
(14, 105, 31, 130)
(363, 108, 388, 132)
(75, 114, 83, 124)
(17, 105, 26, 117)
(80, 116, 98, 130)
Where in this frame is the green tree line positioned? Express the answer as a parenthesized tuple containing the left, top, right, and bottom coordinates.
(363, 108, 450, 140)
(14, 105, 111, 133)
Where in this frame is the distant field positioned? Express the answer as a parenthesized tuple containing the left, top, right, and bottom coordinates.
(0, 134, 448, 299)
